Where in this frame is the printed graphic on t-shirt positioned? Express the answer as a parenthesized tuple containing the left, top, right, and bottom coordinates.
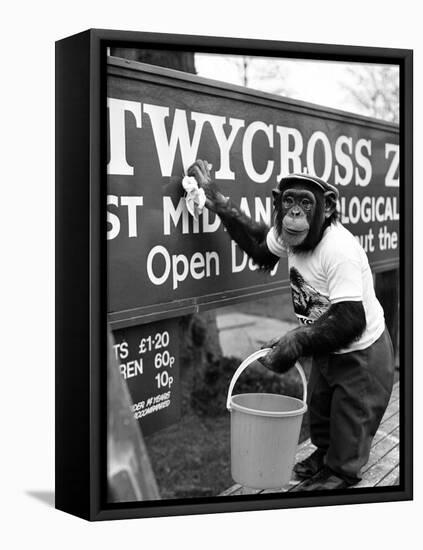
(290, 267, 330, 325)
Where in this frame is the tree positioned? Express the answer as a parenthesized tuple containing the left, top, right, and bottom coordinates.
(229, 55, 253, 87)
(252, 59, 293, 97)
(222, 55, 292, 96)
(343, 65, 399, 123)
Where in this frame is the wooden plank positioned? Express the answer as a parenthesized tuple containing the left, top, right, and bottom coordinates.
(360, 427, 399, 474)
(376, 465, 400, 487)
(287, 478, 308, 492)
(262, 487, 289, 494)
(354, 445, 399, 488)
(371, 413, 399, 446)
(379, 402, 399, 429)
(219, 484, 243, 497)
(222, 486, 264, 497)
(380, 395, 400, 424)
(390, 382, 400, 401)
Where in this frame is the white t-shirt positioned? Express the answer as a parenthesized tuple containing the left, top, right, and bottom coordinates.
(266, 222, 385, 353)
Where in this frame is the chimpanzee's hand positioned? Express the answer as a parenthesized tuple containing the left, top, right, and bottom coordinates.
(187, 160, 227, 212)
(260, 336, 281, 350)
(258, 328, 308, 374)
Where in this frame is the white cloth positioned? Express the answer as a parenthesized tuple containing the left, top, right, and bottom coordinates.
(266, 222, 385, 353)
(182, 175, 206, 220)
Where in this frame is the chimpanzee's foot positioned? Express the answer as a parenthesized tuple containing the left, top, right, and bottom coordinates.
(293, 448, 326, 479)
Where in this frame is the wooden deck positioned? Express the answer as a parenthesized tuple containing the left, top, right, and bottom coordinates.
(221, 382, 400, 496)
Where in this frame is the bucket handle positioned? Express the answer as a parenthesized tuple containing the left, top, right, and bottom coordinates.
(226, 348, 307, 411)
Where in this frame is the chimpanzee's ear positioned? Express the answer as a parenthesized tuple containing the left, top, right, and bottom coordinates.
(272, 188, 281, 206)
(323, 190, 337, 218)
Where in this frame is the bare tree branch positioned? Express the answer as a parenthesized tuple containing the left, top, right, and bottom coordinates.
(343, 65, 399, 122)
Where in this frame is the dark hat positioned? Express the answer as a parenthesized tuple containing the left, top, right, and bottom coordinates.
(277, 173, 339, 199)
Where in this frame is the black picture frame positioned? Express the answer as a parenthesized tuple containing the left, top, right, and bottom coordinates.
(55, 28, 413, 521)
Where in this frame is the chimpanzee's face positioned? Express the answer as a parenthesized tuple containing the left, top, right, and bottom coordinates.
(280, 187, 321, 247)
(273, 181, 336, 252)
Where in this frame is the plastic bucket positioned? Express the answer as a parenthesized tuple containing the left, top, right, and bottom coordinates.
(226, 349, 308, 490)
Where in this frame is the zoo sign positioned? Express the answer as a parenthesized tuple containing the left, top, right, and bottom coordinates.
(107, 57, 399, 327)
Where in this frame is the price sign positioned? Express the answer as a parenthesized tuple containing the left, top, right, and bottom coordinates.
(112, 319, 180, 435)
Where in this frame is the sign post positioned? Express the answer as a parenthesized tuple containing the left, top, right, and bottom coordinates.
(107, 57, 399, 329)
(112, 319, 181, 435)
(107, 56, 400, 432)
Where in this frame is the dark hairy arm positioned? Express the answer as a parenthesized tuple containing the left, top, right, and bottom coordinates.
(187, 160, 279, 270)
(261, 301, 367, 373)
(214, 199, 279, 270)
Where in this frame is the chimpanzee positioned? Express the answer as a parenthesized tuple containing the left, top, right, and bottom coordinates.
(187, 159, 395, 491)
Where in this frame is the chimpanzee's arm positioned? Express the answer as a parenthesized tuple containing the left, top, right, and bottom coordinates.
(186, 160, 278, 271)
(261, 301, 366, 373)
(214, 198, 279, 271)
